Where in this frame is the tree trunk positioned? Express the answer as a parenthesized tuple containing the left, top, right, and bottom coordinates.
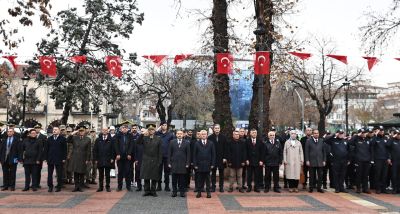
(167, 104, 173, 127)
(211, 0, 234, 137)
(248, 0, 274, 134)
(318, 110, 326, 136)
(156, 96, 166, 123)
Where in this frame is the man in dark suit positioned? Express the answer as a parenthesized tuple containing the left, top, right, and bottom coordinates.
(207, 124, 227, 192)
(44, 127, 67, 192)
(193, 130, 216, 198)
(263, 131, 283, 193)
(0, 128, 20, 191)
(134, 128, 145, 191)
(34, 124, 47, 189)
(305, 129, 326, 193)
(93, 127, 115, 192)
(245, 129, 264, 192)
(168, 130, 191, 197)
(114, 124, 135, 191)
(300, 127, 312, 189)
(227, 130, 246, 193)
(20, 129, 43, 192)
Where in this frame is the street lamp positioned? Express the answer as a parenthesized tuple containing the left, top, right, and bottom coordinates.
(6, 91, 11, 122)
(342, 78, 351, 135)
(21, 75, 31, 127)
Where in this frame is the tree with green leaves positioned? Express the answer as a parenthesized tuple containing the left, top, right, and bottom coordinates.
(26, 0, 144, 125)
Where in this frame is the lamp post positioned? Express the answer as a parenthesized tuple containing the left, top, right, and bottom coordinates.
(6, 91, 11, 122)
(342, 78, 350, 135)
(21, 75, 31, 127)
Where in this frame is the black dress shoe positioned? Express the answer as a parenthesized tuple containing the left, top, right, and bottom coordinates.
(55, 188, 61, 192)
(254, 189, 260, 193)
(264, 188, 270, 193)
(273, 189, 281, 193)
(196, 192, 201, 198)
(106, 187, 111, 192)
(335, 190, 340, 193)
(165, 187, 171, 192)
(97, 188, 103, 192)
(180, 192, 185, 197)
(219, 188, 224, 193)
(317, 189, 324, 193)
(206, 193, 211, 198)
(210, 188, 216, 192)
(72, 188, 79, 192)
(172, 192, 177, 197)
(246, 188, 252, 193)
(341, 190, 348, 193)
(127, 187, 132, 192)
(32, 188, 37, 192)
(143, 192, 151, 196)
(116, 187, 122, 192)
(228, 188, 233, 193)
(22, 188, 29, 192)
(136, 187, 142, 191)
(323, 185, 327, 189)
(48, 187, 53, 192)
(10, 187, 15, 191)
(152, 192, 158, 197)
(156, 184, 162, 191)
(309, 188, 313, 193)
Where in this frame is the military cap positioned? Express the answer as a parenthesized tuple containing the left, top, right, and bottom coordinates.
(146, 124, 156, 130)
(59, 125, 66, 130)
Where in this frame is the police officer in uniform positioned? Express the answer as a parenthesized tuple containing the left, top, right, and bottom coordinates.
(351, 129, 372, 194)
(329, 130, 349, 193)
(388, 130, 400, 194)
(371, 127, 390, 194)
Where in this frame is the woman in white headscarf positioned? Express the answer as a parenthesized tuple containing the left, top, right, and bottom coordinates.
(283, 130, 304, 192)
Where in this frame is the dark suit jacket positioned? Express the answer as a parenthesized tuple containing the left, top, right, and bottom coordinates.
(246, 138, 264, 166)
(114, 133, 135, 160)
(168, 139, 191, 174)
(45, 135, 67, 165)
(227, 139, 246, 169)
(207, 133, 228, 168)
(305, 137, 326, 167)
(0, 136, 20, 164)
(193, 140, 216, 172)
(20, 137, 43, 165)
(263, 138, 283, 166)
(93, 135, 115, 168)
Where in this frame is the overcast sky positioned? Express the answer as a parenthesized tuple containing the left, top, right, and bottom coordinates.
(1, 0, 399, 86)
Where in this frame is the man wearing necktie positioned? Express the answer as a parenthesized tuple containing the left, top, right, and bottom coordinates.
(263, 131, 283, 193)
(245, 129, 264, 192)
(68, 127, 91, 192)
(45, 127, 67, 192)
(1, 128, 20, 191)
(114, 124, 134, 192)
(305, 129, 326, 193)
(93, 127, 114, 192)
(193, 130, 216, 198)
(168, 130, 191, 197)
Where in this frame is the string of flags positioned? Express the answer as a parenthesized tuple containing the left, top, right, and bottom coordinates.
(1, 52, 399, 78)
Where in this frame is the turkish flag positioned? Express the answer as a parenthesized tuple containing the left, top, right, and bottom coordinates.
(254, 51, 270, 75)
(174, 54, 192, 65)
(326, 54, 348, 64)
(216, 53, 233, 74)
(362, 56, 379, 71)
(70, 55, 87, 64)
(142, 55, 168, 67)
(395, 58, 400, 61)
(39, 56, 57, 77)
(2, 56, 18, 70)
(105, 56, 122, 78)
(288, 52, 312, 60)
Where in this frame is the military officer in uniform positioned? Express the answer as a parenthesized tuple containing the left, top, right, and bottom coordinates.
(388, 130, 400, 194)
(138, 124, 163, 197)
(34, 124, 47, 188)
(371, 127, 390, 194)
(328, 130, 350, 193)
(86, 129, 97, 185)
(351, 129, 373, 194)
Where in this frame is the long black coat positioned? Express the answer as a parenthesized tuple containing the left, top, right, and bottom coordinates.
(37, 133, 47, 161)
(305, 137, 326, 167)
(114, 133, 135, 160)
(0, 136, 20, 164)
(44, 135, 67, 165)
(20, 137, 42, 165)
(168, 139, 190, 174)
(138, 135, 162, 180)
(207, 133, 228, 168)
(193, 140, 216, 172)
(263, 138, 283, 166)
(227, 139, 246, 169)
(93, 135, 115, 168)
(245, 138, 264, 166)
(134, 134, 144, 163)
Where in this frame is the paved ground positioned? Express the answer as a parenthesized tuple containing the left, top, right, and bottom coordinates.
(0, 165, 399, 213)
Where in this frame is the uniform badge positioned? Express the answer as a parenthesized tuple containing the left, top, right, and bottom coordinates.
(367, 141, 369, 144)
(344, 142, 347, 145)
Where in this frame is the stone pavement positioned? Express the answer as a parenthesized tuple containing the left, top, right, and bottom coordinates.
(0, 165, 399, 213)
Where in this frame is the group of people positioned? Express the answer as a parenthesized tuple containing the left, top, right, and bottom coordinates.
(0, 122, 399, 199)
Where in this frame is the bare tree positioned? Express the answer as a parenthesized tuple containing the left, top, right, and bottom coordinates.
(277, 38, 363, 134)
(361, 0, 400, 53)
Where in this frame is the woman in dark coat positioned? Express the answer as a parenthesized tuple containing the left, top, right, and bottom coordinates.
(93, 128, 115, 192)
